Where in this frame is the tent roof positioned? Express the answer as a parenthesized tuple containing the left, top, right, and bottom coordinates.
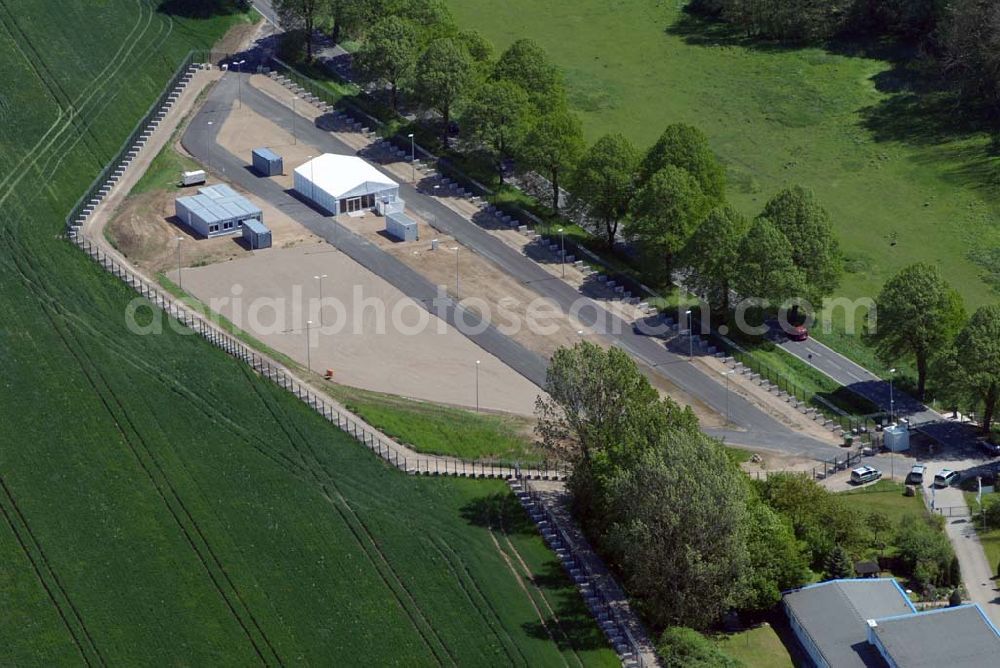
(294, 153, 397, 199)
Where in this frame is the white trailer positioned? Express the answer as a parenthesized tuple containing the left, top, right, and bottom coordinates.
(180, 170, 206, 187)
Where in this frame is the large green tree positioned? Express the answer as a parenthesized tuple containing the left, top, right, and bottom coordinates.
(603, 435, 751, 629)
(456, 29, 494, 65)
(943, 0, 1000, 111)
(493, 38, 565, 111)
(868, 263, 966, 399)
(626, 165, 709, 287)
(742, 495, 810, 610)
(640, 124, 726, 203)
(275, 0, 325, 61)
(413, 37, 472, 147)
(936, 304, 1000, 433)
(520, 106, 585, 214)
(353, 16, 419, 110)
(682, 205, 750, 314)
(461, 79, 530, 185)
(571, 133, 640, 247)
(733, 218, 805, 308)
(760, 186, 842, 304)
(327, 0, 377, 44)
(388, 0, 456, 42)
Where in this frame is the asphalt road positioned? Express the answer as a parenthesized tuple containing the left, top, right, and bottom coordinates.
(183, 75, 841, 458)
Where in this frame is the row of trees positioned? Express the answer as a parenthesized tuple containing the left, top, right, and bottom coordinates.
(570, 126, 843, 305)
(690, 0, 1000, 116)
(536, 342, 960, 631)
(278, 0, 586, 208)
(868, 263, 999, 432)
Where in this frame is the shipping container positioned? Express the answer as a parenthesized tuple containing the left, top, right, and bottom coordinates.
(252, 148, 283, 176)
(180, 169, 206, 186)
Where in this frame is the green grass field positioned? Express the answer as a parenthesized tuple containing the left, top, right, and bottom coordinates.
(965, 491, 1000, 577)
(0, 1, 613, 663)
(444, 0, 1000, 316)
(841, 480, 925, 526)
(710, 624, 794, 668)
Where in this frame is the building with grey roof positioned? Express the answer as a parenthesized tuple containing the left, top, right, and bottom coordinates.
(783, 579, 915, 667)
(784, 579, 1000, 668)
(175, 184, 263, 238)
(867, 604, 1000, 668)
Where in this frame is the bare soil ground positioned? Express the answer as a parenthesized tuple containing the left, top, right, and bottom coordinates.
(105, 171, 321, 274)
(168, 244, 543, 415)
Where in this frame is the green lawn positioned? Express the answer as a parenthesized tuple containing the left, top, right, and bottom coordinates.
(710, 624, 794, 668)
(841, 480, 925, 526)
(0, 1, 613, 663)
(322, 384, 544, 464)
(444, 0, 1000, 317)
(964, 491, 1000, 577)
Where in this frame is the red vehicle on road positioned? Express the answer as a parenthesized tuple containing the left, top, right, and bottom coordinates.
(788, 324, 809, 341)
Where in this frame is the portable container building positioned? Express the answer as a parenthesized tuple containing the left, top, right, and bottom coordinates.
(386, 212, 418, 242)
(175, 184, 263, 238)
(376, 197, 405, 216)
(252, 148, 283, 176)
(242, 218, 272, 249)
(294, 153, 398, 215)
(181, 170, 206, 186)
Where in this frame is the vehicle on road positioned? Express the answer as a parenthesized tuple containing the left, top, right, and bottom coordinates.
(933, 469, 961, 487)
(979, 439, 1000, 456)
(907, 464, 926, 484)
(850, 465, 882, 485)
(788, 324, 809, 341)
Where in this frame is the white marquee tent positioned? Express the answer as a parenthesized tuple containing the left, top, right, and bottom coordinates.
(293, 154, 399, 215)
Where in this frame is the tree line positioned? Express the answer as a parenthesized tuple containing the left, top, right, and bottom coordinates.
(688, 0, 1000, 117)
(868, 263, 999, 433)
(535, 341, 960, 639)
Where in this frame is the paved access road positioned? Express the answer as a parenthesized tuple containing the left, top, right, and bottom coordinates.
(183, 75, 841, 459)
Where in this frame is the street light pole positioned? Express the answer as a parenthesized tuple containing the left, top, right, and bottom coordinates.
(888, 367, 897, 423)
(234, 59, 246, 109)
(408, 132, 415, 183)
(305, 320, 313, 372)
(292, 96, 297, 144)
(686, 308, 693, 359)
(475, 360, 481, 413)
(452, 246, 460, 295)
(558, 227, 565, 277)
(721, 369, 734, 425)
(175, 237, 184, 290)
(314, 274, 327, 327)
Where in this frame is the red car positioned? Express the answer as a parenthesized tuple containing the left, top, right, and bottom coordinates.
(788, 325, 809, 341)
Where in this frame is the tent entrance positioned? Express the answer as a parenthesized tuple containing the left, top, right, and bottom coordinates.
(345, 197, 363, 213)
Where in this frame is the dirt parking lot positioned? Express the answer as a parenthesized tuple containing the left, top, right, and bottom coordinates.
(168, 244, 543, 415)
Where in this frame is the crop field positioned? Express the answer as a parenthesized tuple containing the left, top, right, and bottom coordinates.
(445, 0, 1000, 314)
(0, 1, 613, 664)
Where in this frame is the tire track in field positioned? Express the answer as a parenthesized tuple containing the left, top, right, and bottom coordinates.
(0, 0, 159, 204)
(0, 0, 117, 170)
(496, 510, 585, 667)
(37, 3, 176, 181)
(1, 237, 281, 667)
(425, 537, 524, 664)
(245, 379, 457, 665)
(0, 0, 147, 193)
(0, 474, 105, 666)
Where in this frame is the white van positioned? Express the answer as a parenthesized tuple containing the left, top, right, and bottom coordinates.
(933, 469, 960, 488)
(908, 464, 926, 485)
(851, 466, 882, 485)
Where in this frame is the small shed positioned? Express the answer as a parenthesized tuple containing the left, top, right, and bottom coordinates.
(252, 148, 283, 176)
(884, 425, 910, 452)
(854, 560, 880, 578)
(385, 212, 418, 242)
(242, 218, 271, 249)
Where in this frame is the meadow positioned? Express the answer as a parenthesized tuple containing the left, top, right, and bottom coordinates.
(0, 1, 612, 663)
(444, 0, 1000, 315)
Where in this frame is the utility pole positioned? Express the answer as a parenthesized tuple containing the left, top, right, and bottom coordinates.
(452, 246, 460, 295)
(305, 320, 313, 372)
(314, 274, 327, 327)
(475, 360, 481, 413)
(686, 308, 693, 359)
(559, 227, 565, 277)
(234, 59, 246, 109)
(175, 237, 184, 289)
(408, 132, 415, 183)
